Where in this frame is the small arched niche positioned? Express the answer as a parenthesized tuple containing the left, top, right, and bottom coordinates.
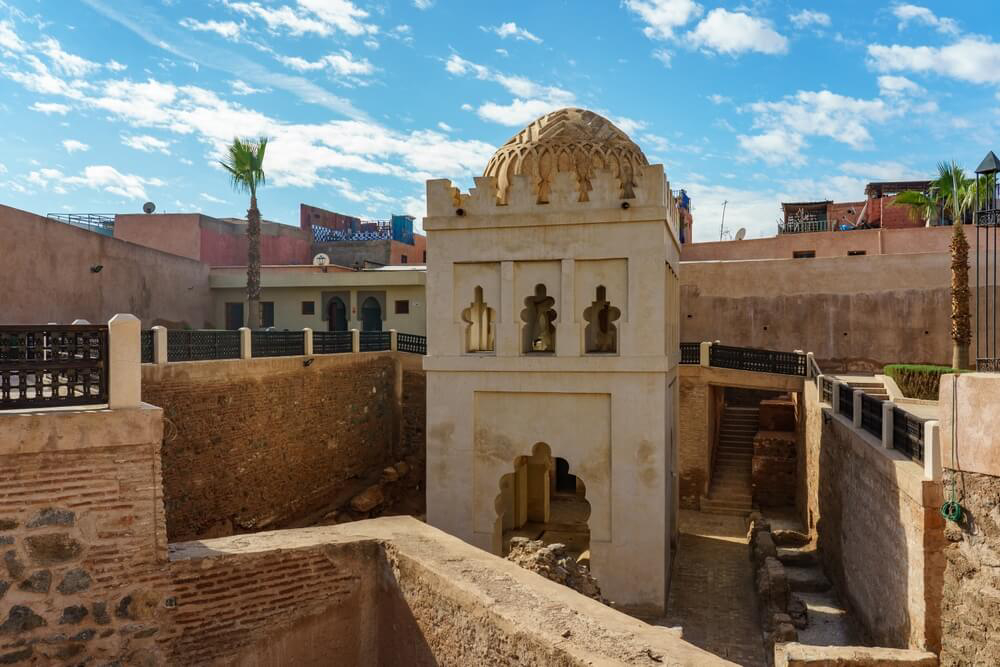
(461, 286, 495, 353)
(583, 285, 621, 354)
(520, 284, 556, 354)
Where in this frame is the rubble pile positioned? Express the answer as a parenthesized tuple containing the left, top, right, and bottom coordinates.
(506, 537, 607, 604)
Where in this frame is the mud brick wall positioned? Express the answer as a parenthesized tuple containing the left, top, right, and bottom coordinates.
(142, 352, 405, 541)
(939, 469, 1000, 666)
(803, 381, 945, 652)
(678, 376, 709, 509)
(752, 431, 797, 508)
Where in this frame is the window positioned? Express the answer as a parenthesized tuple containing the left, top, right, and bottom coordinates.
(793, 250, 816, 259)
(262, 302, 275, 328)
(400, 254, 408, 264)
(423, 251, 427, 262)
(520, 284, 556, 353)
(583, 285, 620, 354)
(462, 286, 495, 353)
(302, 301, 315, 315)
(848, 250, 866, 256)
(225, 302, 244, 330)
(395, 300, 410, 314)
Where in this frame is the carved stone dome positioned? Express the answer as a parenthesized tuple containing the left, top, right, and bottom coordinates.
(483, 108, 649, 204)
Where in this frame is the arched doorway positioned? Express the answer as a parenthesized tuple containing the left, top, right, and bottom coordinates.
(494, 443, 591, 564)
(360, 296, 382, 331)
(327, 297, 348, 332)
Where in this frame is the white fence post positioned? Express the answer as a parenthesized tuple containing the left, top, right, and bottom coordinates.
(805, 352, 815, 378)
(882, 401, 895, 449)
(832, 382, 841, 415)
(852, 389, 863, 428)
(390, 329, 398, 352)
(239, 327, 252, 360)
(924, 421, 942, 481)
(699, 341, 712, 367)
(152, 326, 167, 365)
(108, 314, 141, 409)
(351, 328, 360, 354)
(303, 328, 313, 356)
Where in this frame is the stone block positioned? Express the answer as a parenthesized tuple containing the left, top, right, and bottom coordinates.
(17, 570, 51, 593)
(24, 534, 82, 565)
(59, 605, 88, 625)
(56, 569, 92, 594)
(759, 399, 796, 432)
(0, 520, 17, 531)
(3, 552, 23, 579)
(0, 606, 45, 634)
(752, 531, 778, 564)
(26, 508, 75, 529)
(350, 485, 385, 513)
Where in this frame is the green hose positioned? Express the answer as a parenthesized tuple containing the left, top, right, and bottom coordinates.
(941, 480, 963, 523)
(941, 374, 964, 524)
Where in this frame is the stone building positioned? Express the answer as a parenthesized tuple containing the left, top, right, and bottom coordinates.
(422, 108, 683, 614)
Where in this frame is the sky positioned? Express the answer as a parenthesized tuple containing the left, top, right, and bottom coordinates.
(0, 1, 997, 241)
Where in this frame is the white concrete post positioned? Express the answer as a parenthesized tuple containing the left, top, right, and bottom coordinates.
(108, 314, 141, 409)
(71, 319, 91, 325)
(389, 329, 398, 352)
(699, 341, 712, 367)
(805, 351, 815, 378)
(351, 328, 360, 354)
(882, 401, 895, 449)
(816, 374, 825, 401)
(924, 420, 942, 481)
(852, 389, 863, 428)
(151, 326, 168, 365)
(832, 382, 841, 415)
(303, 328, 313, 356)
(239, 327, 252, 360)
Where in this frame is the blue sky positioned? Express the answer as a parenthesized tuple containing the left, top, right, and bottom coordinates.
(0, 1, 997, 240)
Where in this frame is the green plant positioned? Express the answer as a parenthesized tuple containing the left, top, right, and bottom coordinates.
(883, 364, 964, 400)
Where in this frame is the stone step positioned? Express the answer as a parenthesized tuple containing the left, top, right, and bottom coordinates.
(785, 566, 832, 593)
(709, 491, 752, 503)
(772, 528, 810, 547)
(777, 547, 818, 567)
(700, 496, 752, 516)
(794, 591, 858, 646)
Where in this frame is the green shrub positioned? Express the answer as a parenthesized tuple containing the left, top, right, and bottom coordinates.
(883, 364, 963, 400)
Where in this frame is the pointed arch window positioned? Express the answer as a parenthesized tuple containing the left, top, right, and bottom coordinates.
(520, 284, 556, 353)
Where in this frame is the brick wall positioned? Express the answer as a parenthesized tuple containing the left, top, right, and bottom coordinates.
(678, 376, 709, 509)
(804, 382, 944, 651)
(141, 352, 408, 541)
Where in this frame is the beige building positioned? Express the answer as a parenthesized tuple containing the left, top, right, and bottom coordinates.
(210, 264, 427, 334)
(423, 108, 683, 614)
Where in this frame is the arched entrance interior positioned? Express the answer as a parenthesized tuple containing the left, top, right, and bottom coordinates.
(360, 296, 382, 331)
(327, 297, 348, 332)
(493, 443, 591, 564)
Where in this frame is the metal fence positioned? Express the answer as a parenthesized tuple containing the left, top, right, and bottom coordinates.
(313, 331, 353, 354)
(838, 383, 854, 420)
(708, 344, 807, 376)
(168, 330, 241, 362)
(820, 376, 833, 404)
(679, 342, 700, 364)
(360, 331, 391, 352)
(251, 330, 306, 358)
(140, 330, 153, 363)
(397, 332, 426, 355)
(892, 407, 925, 463)
(860, 392, 883, 439)
(0, 325, 109, 410)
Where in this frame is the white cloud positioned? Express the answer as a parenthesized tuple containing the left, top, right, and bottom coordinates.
(613, 116, 647, 136)
(122, 134, 172, 155)
(738, 128, 806, 166)
(276, 50, 373, 79)
(179, 18, 244, 40)
(0, 164, 6, 174)
(482, 22, 542, 44)
(477, 99, 564, 127)
(652, 48, 671, 67)
(624, 0, 702, 40)
(437, 122, 453, 132)
(495, 48, 508, 57)
(225, 0, 376, 37)
(30, 101, 70, 114)
(62, 139, 89, 153)
(688, 9, 788, 56)
(200, 192, 227, 203)
(868, 37, 1000, 85)
(460, 103, 473, 111)
(38, 37, 100, 77)
(413, 0, 434, 9)
(29, 165, 164, 200)
(0, 19, 26, 52)
(231, 79, 267, 95)
(877, 74, 922, 97)
(892, 4, 959, 35)
(105, 59, 127, 72)
(789, 10, 830, 29)
(839, 160, 923, 181)
(707, 93, 731, 104)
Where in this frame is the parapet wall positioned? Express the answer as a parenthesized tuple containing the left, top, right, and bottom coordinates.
(141, 352, 421, 541)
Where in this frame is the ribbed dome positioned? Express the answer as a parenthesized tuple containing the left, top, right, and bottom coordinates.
(483, 108, 649, 204)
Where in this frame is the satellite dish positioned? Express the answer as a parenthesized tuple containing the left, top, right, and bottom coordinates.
(735, 227, 747, 241)
(313, 253, 330, 266)
(142, 201, 156, 214)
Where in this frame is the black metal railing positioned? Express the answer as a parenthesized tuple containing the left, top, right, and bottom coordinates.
(0, 325, 109, 409)
(860, 392, 883, 438)
(168, 330, 241, 362)
(397, 333, 426, 355)
(251, 330, 305, 358)
(360, 331, 391, 352)
(892, 407, 925, 463)
(680, 342, 700, 364)
(140, 330, 153, 363)
(820, 376, 833, 404)
(709, 344, 807, 376)
(313, 331, 353, 354)
(838, 383, 854, 420)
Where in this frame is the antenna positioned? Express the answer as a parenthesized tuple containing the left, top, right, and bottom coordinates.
(142, 201, 156, 214)
(735, 227, 746, 241)
(719, 200, 728, 241)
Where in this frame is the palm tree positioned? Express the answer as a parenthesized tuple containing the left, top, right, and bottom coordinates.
(220, 137, 268, 329)
(894, 162, 974, 368)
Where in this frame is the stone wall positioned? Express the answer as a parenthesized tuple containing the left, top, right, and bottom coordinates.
(141, 352, 412, 541)
(679, 375, 710, 509)
(752, 432, 797, 508)
(803, 381, 945, 652)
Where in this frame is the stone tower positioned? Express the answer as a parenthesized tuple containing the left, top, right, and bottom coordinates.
(423, 108, 682, 614)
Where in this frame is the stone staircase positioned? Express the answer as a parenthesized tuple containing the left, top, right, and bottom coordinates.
(701, 405, 758, 516)
(844, 377, 889, 400)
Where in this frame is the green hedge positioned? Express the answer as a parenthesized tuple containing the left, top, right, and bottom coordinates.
(883, 364, 962, 400)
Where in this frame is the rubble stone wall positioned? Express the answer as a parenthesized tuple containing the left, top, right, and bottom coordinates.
(141, 352, 419, 541)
